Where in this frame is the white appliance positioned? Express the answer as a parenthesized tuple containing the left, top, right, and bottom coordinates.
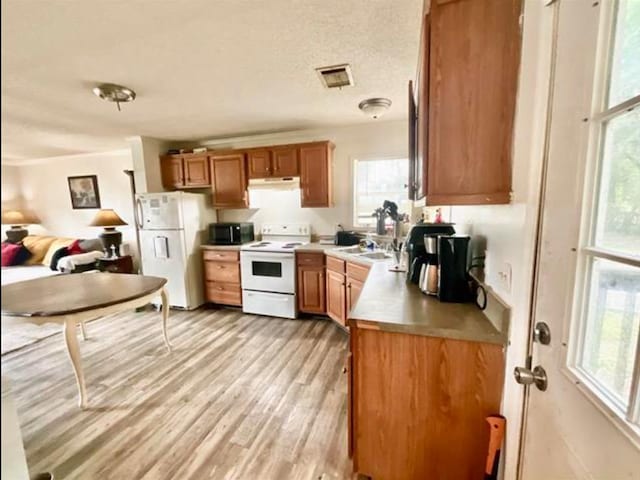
(136, 191, 216, 310)
(240, 223, 311, 319)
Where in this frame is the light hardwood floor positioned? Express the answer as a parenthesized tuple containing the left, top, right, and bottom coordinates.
(2, 307, 352, 480)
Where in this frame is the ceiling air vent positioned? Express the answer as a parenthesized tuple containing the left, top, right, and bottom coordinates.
(316, 64, 354, 89)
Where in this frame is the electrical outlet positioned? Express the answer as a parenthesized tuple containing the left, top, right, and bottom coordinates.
(498, 263, 512, 293)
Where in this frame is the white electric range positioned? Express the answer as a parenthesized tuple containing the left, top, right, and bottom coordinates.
(240, 223, 311, 319)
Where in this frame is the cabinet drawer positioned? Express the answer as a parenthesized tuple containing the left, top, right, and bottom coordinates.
(347, 261, 370, 283)
(205, 282, 241, 306)
(203, 250, 239, 262)
(296, 252, 325, 267)
(326, 255, 346, 274)
(204, 261, 241, 283)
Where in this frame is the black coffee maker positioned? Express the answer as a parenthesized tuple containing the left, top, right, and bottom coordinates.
(406, 224, 455, 284)
(438, 235, 471, 303)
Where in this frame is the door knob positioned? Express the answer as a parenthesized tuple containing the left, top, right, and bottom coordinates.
(514, 365, 548, 391)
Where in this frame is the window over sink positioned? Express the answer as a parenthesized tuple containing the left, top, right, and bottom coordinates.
(352, 157, 412, 228)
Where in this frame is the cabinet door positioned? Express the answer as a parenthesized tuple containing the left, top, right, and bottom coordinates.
(160, 155, 184, 189)
(183, 154, 210, 186)
(297, 266, 326, 314)
(272, 147, 299, 177)
(416, 14, 429, 202)
(300, 143, 333, 207)
(326, 269, 346, 326)
(248, 149, 272, 178)
(426, 0, 520, 205)
(210, 154, 249, 208)
(347, 278, 364, 315)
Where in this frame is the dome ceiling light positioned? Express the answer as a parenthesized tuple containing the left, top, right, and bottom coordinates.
(358, 97, 392, 119)
(92, 83, 136, 111)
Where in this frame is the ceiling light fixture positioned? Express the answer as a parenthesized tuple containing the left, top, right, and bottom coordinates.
(92, 83, 136, 111)
(358, 98, 392, 119)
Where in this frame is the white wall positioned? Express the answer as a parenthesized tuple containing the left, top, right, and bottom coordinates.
(14, 150, 137, 257)
(201, 120, 408, 236)
(1, 164, 24, 239)
(128, 136, 172, 194)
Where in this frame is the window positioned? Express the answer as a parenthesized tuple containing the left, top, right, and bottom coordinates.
(572, 0, 640, 425)
(353, 158, 412, 228)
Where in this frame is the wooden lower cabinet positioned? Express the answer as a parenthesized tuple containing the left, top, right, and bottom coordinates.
(202, 249, 242, 306)
(349, 324, 505, 479)
(326, 270, 346, 326)
(297, 252, 326, 314)
(326, 257, 370, 327)
(346, 277, 363, 314)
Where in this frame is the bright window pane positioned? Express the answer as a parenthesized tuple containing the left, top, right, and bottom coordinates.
(354, 159, 411, 227)
(580, 258, 640, 406)
(608, 0, 640, 106)
(594, 108, 640, 256)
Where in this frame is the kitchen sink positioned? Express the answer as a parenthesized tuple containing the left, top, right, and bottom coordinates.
(336, 246, 363, 254)
(358, 252, 392, 260)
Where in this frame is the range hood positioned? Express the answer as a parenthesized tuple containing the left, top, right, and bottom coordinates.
(248, 177, 300, 190)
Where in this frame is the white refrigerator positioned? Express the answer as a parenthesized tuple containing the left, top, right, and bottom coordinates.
(136, 191, 216, 310)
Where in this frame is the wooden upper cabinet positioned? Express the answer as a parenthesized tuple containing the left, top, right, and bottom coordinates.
(210, 153, 249, 208)
(183, 154, 210, 187)
(300, 142, 333, 208)
(160, 155, 184, 189)
(248, 149, 272, 178)
(420, 0, 521, 205)
(272, 146, 299, 177)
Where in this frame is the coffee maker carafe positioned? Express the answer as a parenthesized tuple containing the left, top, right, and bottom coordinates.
(438, 235, 471, 303)
(420, 235, 439, 295)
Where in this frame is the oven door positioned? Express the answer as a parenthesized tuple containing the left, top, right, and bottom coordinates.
(240, 251, 295, 294)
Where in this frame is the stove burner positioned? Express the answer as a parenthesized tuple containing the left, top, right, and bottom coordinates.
(282, 242, 303, 249)
(250, 242, 272, 248)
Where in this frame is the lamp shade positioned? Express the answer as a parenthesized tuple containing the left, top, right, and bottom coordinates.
(89, 209, 127, 227)
(1, 209, 39, 226)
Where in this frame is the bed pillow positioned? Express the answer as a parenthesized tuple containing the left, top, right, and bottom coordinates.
(22, 235, 57, 265)
(1, 242, 32, 266)
(67, 239, 84, 255)
(78, 238, 103, 253)
(42, 237, 75, 266)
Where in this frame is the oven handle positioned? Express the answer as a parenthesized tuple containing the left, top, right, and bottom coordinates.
(245, 292, 292, 301)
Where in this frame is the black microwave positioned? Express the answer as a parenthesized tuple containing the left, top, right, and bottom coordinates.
(208, 222, 255, 245)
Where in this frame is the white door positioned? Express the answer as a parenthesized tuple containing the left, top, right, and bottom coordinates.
(136, 192, 183, 230)
(139, 229, 188, 308)
(518, 1, 640, 478)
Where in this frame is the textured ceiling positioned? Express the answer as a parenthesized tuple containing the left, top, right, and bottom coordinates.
(1, 0, 422, 162)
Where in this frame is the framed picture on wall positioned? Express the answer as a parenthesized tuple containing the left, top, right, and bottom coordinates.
(68, 175, 101, 209)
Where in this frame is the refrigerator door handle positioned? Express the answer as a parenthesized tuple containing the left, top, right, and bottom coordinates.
(136, 198, 144, 229)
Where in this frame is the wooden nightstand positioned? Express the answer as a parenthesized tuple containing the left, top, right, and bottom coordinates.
(96, 255, 134, 274)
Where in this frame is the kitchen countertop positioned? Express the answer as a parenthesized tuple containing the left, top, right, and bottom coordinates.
(348, 261, 507, 345)
(202, 241, 507, 344)
(201, 244, 242, 251)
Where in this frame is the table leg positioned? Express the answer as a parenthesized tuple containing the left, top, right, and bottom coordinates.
(80, 322, 88, 341)
(160, 288, 172, 352)
(63, 319, 87, 409)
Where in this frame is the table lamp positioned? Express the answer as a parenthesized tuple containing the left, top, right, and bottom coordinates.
(1, 209, 40, 243)
(89, 209, 127, 256)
